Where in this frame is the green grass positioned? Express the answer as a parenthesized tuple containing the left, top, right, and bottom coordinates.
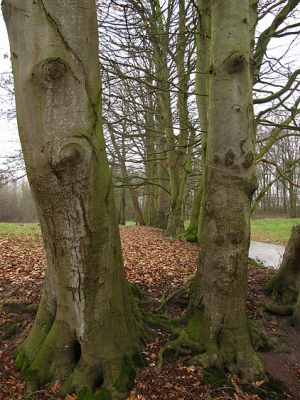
(1, 218, 299, 245)
(250, 218, 300, 245)
(125, 221, 137, 226)
(0, 222, 41, 236)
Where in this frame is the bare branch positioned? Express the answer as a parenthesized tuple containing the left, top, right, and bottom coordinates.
(256, 157, 300, 188)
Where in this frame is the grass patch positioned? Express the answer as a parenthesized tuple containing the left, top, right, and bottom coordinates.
(250, 218, 300, 245)
(125, 221, 137, 226)
(0, 223, 41, 237)
(0, 219, 299, 246)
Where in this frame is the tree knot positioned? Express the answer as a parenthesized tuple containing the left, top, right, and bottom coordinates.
(227, 51, 246, 74)
(225, 148, 235, 167)
(50, 140, 90, 180)
(46, 58, 67, 81)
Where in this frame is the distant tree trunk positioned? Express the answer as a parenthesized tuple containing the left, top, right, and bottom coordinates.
(289, 181, 297, 218)
(108, 123, 146, 226)
(3, 1, 148, 397)
(195, 0, 210, 243)
(251, 175, 280, 213)
(186, 0, 265, 381)
(181, 183, 202, 242)
(155, 121, 170, 230)
(119, 186, 126, 225)
(144, 90, 158, 226)
(167, 0, 191, 236)
(174, 0, 210, 243)
(265, 224, 300, 304)
(119, 132, 127, 225)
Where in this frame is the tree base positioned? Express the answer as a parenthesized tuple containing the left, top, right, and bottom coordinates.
(15, 342, 147, 399)
(13, 292, 152, 399)
(155, 312, 266, 383)
(177, 228, 198, 243)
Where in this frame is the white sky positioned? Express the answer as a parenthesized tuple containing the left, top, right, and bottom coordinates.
(0, 7, 299, 165)
(0, 11, 20, 163)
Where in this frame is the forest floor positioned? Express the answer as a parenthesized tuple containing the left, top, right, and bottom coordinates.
(0, 225, 300, 400)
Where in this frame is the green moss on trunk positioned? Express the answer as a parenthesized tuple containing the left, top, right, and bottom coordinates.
(178, 228, 198, 243)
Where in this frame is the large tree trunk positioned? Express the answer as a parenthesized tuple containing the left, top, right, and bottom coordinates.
(262, 225, 300, 330)
(2, 1, 148, 398)
(265, 224, 300, 304)
(186, 0, 265, 381)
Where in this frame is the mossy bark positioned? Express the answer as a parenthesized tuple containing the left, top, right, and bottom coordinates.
(264, 224, 300, 329)
(2, 300, 39, 315)
(180, 184, 202, 243)
(265, 224, 300, 304)
(291, 291, 300, 331)
(3, 1, 150, 398)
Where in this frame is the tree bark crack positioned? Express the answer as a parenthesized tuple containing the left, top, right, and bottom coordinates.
(40, 0, 87, 87)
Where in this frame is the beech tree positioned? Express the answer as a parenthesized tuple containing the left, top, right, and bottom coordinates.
(2, 0, 300, 396)
(188, 0, 265, 380)
(158, 0, 266, 381)
(2, 0, 149, 398)
(172, 0, 300, 379)
(184, 0, 300, 240)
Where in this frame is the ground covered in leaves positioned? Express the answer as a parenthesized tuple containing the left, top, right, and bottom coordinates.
(0, 225, 300, 399)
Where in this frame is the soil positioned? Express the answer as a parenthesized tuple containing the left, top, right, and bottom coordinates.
(0, 225, 300, 399)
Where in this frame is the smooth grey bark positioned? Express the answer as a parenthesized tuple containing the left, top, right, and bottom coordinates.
(2, 1, 148, 398)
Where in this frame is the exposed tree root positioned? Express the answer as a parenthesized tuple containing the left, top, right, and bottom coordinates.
(16, 326, 147, 399)
(257, 301, 294, 316)
(153, 308, 266, 383)
(155, 329, 266, 383)
(0, 315, 20, 341)
(155, 331, 204, 374)
(11, 285, 153, 400)
(0, 300, 39, 341)
(1, 299, 39, 315)
(155, 286, 186, 315)
(258, 300, 300, 332)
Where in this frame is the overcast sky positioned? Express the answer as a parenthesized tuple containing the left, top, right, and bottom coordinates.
(0, 11, 20, 162)
(0, 7, 299, 166)
(0, 12, 9, 69)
